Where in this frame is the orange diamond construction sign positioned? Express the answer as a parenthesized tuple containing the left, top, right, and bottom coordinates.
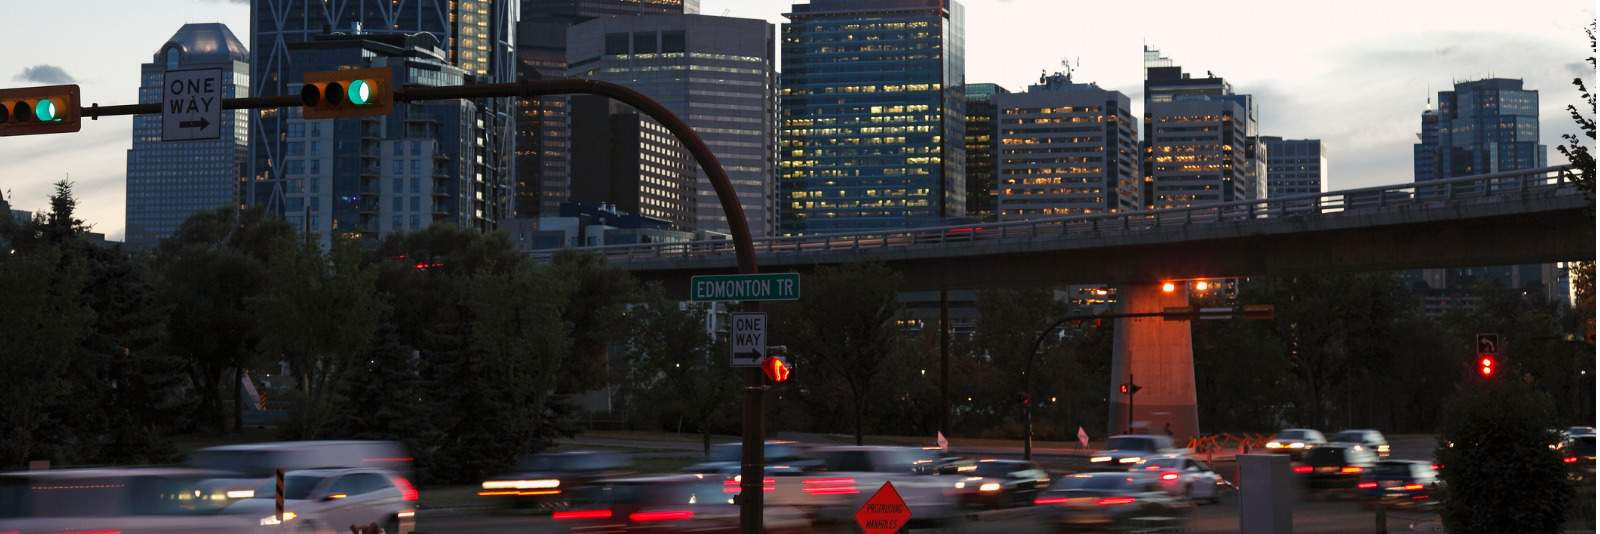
(855, 481, 911, 534)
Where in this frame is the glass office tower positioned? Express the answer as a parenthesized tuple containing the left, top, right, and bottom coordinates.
(779, 0, 965, 235)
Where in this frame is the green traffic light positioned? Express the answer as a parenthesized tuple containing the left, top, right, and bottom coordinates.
(34, 98, 57, 122)
(347, 79, 373, 106)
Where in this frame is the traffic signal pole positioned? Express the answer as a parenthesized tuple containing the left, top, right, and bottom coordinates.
(70, 77, 765, 531)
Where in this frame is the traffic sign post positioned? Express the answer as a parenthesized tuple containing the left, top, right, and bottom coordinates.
(692, 273, 800, 302)
(730, 312, 767, 367)
(1476, 333, 1500, 355)
(161, 68, 222, 142)
(855, 482, 912, 534)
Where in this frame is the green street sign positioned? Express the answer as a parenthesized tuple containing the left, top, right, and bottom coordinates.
(691, 273, 801, 302)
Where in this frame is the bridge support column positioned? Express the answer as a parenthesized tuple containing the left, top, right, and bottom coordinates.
(1109, 283, 1198, 442)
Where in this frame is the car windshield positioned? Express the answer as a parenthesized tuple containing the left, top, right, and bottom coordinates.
(1053, 475, 1140, 491)
(1145, 458, 1183, 469)
(186, 450, 287, 477)
(1305, 447, 1351, 466)
(975, 462, 1021, 477)
(1574, 437, 1596, 456)
(1104, 437, 1157, 451)
(0, 475, 234, 518)
(1371, 462, 1415, 477)
(1277, 430, 1313, 440)
(708, 445, 741, 462)
(1330, 431, 1365, 442)
(254, 474, 325, 500)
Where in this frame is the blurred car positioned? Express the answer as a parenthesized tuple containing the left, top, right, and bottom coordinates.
(1132, 455, 1225, 503)
(1264, 429, 1326, 459)
(551, 474, 811, 533)
(225, 467, 417, 533)
(947, 459, 1050, 509)
(1032, 472, 1189, 533)
(1563, 434, 1596, 482)
(1297, 443, 1379, 494)
(479, 451, 631, 509)
(683, 441, 821, 476)
(1356, 460, 1440, 510)
(0, 467, 260, 533)
(185, 440, 411, 505)
(1087, 435, 1180, 469)
(1329, 429, 1391, 458)
(789, 446, 963, 529)
(1565, 426, 1595, 437)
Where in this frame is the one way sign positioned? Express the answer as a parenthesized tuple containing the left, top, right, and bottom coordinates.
(162, 68, 222, 142)
(730, 312, 766, 367)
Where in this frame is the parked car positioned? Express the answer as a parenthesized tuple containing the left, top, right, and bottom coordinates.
(1264, 429, 1326, 460)
(1088, 435, 1181, 469)
(0, 467, 260, 533)
(479, 450, 631, 510)
(1033, 472, 1190, 533)
(553, 475, 811, 533)
(948, 459, 1051, 509)
(185, 440, 411, 504)
(1297, 443, 1379, 494)
(224, 467, 417, 534)
(683, 441, 822, 476)
(1357, 460, 1441, 509)
(1329, 429, 1391, 458)
(1132, 455, 1225, 503)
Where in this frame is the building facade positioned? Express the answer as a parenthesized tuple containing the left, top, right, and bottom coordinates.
(993, 73, 1138, 219)
(1141, 47, 1259, 209)
(1417, 78, 1546, 180)
(125, 23, 250, 249)
(1261, 137, 1327, 198)
(963, 82, 1006, 221)
(567, 14, 777, 236)
(248, 0, 518, 239)
(779, 0, 966, 234)
(569, 95, 694, 228)
(515, 0, 694, 221)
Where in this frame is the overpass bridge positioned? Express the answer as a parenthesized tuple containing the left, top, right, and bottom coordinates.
(533, 165, 1593, 292)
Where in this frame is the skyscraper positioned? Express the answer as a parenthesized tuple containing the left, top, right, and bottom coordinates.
(963, 83, 1007, 221)
(248, 0, 518, 238)
(515, 0, 695, 221)
(566, 14, 776, 236)
(1417, 78, 1546, 180)
(1413, 97, 1440, 183)
(1142, 46, 1260, 209)
(1261, 137, 1328, 198)
(993, 72, 1138, 219)
(126, 23, 250, 249)
(779, 0, 966, 235)
(568, 95, 694, 227)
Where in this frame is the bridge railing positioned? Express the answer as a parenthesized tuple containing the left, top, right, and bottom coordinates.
(529, 165, 1582, 264)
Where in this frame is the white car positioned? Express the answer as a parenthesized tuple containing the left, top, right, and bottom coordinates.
(1132, 456, 1225, 503)
(1088, 434, 1182, 469)
(1264, 429, 1326, 459)
(0, 467, 261, 533)
(187, 440, 413, 506)
(776, 446, 963, 530)
(225, 468, 417, 533)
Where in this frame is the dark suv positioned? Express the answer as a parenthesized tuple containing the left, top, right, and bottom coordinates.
(1298, 444, 1379, 493)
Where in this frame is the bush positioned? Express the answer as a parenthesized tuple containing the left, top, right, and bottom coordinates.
(1435, 379, 1573, 533)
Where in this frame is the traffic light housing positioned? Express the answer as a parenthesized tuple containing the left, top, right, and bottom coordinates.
(1119, 383, 1130, 395)
(761, 355, 790, 384)
(301, 67, 393, 119)
(1478, 354, 1496, 377)
(0, 85, 80, 136)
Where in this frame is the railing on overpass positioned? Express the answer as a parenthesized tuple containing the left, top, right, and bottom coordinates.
(530, 165, 1585, 265)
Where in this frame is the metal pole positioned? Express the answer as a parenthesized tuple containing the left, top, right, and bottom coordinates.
(1376, 505, 1387, 534)
(940, 286, 950, 436)
(275, 468, 284, 523)
(1127, 373, 1135, 434)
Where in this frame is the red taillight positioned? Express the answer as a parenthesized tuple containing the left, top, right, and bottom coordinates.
(1358, 482, 1378, 489)
(553, 509, 614, 520)
(1403, 484, 1425, 491)
(1431, 464, 1441, 471)
(803, 477, 859, 495)
(1293, 466, 1313, 474)
(392, 476, 419, 502)
(1565, 456, 1579, 464)
(1097, 497, 1136, 506)
(629, 510, 695, 522)
(1034, 496, 1068, 505)
(1160, 472, 1179, 481)
(1340, 467, 1363, 474)
(723, 477, 776, 494)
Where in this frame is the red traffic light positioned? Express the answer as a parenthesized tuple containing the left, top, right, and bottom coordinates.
(1478, 354, 1495, 377)
(1119, 383, 1130, 395)
(762, 356, 790, 383)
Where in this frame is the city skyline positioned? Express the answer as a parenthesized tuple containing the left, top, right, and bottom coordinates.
(0, 0, 1591, 240)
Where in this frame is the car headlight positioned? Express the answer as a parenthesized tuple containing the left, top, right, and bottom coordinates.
(954, 481, 965, 489)
(1090, 456, 1112, 463)
(1266, 442, 1283, 449)
(979, 482, 1001, 493)
(225, 490, 256, 499)
(1118, 457, 1142, 464)
(260, 511, 298, 526)
(1288, 443, 1306, 449)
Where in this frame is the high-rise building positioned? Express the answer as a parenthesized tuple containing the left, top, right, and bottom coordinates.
(125, 23, 250, 250)
(248, 0, 518, 239)
(1141, 46, 1259, 209)
(1261, 137, 1327, 198)
(1418, 78, 1546, 180)
(963, 83, 1007, 221)
(568, 95, 694, 228)
(515, 0, 694, 221)
(1413, 97, 1441, 183)
(779, 0, 966, 235)
(993, 72, 1138, 219)
(566, 14, 776, 236)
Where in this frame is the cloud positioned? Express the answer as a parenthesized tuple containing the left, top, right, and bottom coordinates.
(13, 64, 75, 84)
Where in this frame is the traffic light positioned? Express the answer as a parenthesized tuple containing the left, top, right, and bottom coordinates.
(1119, 383, 1130, 395)
(300, 67, 393, 119)
(761, 355, 790, 384)
(0, 85, 80, 136)
(1478, 355, 1496, 377)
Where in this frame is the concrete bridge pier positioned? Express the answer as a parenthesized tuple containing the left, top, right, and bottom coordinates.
(1108, 282, 1198, 443)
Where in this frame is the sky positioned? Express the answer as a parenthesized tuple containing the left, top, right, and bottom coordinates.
(0, 0, 1593, 241)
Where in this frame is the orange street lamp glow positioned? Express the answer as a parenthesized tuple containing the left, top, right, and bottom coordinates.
(1195, 281, 1210, 291)
(1161, 282, 1176, 293)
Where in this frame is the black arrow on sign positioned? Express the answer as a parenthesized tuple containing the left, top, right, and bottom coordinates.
(736, 350, 763, 361)
(179, 117, 210, 130)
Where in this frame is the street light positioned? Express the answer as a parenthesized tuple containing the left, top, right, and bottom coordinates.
(1194, 280, 1210, 292)
(1161, 282, 1177, 293)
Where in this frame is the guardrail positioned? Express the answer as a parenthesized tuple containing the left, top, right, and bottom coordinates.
(530, 165, 1583, 265)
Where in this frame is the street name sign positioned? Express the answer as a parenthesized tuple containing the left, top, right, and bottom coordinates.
(691, 273, 800, 302)
(162, 68, 222, 142)
(730, 312, 766, 367)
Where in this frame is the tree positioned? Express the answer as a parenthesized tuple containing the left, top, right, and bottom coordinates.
(1557, 22, 1596, 198)
(771, 263, 902, 445)
(551, 250, 640, 395)
(41, 180, 88, 243)
(255, 241, 386, 439)
(616, 287, 732, 455)
(0, 248, 93, 468)
(1436, 380, 1573, 533)
(328, 324, 424, 443)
